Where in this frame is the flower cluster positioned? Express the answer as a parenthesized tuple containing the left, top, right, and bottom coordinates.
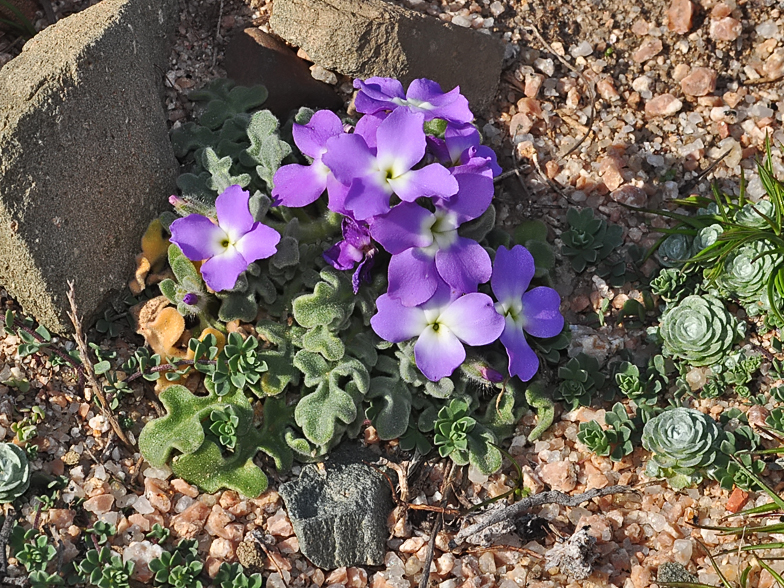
(272, 77, 564, 381)
(169, 77, 564, 383)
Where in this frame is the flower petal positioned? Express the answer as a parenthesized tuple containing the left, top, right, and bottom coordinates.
(322, 133, 377, 185)
(343, 175, 393, 221)
(387, 248, 438, 307)
(169, 215, 227, 261)
(371, 294, 428, 342)
(354, 113, 386, 151)
(233, 222, 281, 264)
(326, 176, 351, 216)
(500, 319, 540, 381)
(215, 185, 254, 242)
(491, 245, 535, 307)
(406, 79, 473, 123)
(370, 203, 434, 254)
(521, 287, 564, 338)
(415, 324, 466, 381)
(200, 246, 248, 292)
(435, 237, 492, 295)
(271, 163, 328, 208)
(388, 163, 459, 202)
(440, 166, 494, 222)
(354, 77, 405, 114)
(444, 123, 481, 163)
(293, 110, 344, 159)
(376, 108, 426, 177)
(437, 293, 504, 346)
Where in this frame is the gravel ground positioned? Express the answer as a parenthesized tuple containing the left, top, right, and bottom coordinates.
(3, 0, 784, 587)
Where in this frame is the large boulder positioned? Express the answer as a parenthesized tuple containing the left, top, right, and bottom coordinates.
(0, 0, 179, 332)
(268, 0, 505, 114)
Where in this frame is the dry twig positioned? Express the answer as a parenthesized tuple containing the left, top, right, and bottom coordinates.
(418, 461, 456, 588)
(66, 281, 134, 450)
(452, 485, 635, 547)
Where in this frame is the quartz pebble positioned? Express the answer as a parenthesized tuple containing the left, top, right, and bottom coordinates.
(680, 67, 717, 97)
(132, 496, 155, 515)
(538, 460, 576, 493)
(123, 540, 163, 583)
(667, 0, 697, 33)
(83, 494, 115, 514)
(632, 38, 663, 63)
(645, 94, 683, 118)
(710, 17, 743, 42)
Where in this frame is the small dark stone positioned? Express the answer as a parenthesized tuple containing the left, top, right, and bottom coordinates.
(223, 28, 343, 119)
(279, 446, 394, 569)
(657, 562, 698, 584)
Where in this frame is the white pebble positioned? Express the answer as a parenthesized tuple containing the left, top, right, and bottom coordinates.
(533, 57, 555, 76)
(174, 496, 195, 513)
(672, 539, 693, 565)
(142, 466, 171, 480)
(451, 14, 472, 27)
(116, 494, 137, 509)
(132, 496, 155, 515)
(756, 20, 779, 39)
(570, 40, 593, 58)
(489, 1, 504, 16)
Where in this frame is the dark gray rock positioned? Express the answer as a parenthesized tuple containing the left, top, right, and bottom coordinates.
(0, 0, 179, 332)
(224, 27, 343, 119)
(268, 0, 504, 114)
(279, 450, 394, 569)
(657, 562, 698, 584)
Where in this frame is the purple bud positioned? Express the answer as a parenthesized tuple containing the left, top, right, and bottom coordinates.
(183, 293, 199, 306)
(479, 365, 504, 383)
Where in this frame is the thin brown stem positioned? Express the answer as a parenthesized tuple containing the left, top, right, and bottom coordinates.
(66, 281, 134, 451)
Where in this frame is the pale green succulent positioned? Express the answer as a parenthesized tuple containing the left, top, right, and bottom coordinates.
(642, 407, 723, 488)
(0, 443, 31, 502)
(735, 199, 775, 228)
(715, 239, 783, 314)
(692, 224, 723, 253)
(658, 294, 741, 366)
(657, 233, 693, 267)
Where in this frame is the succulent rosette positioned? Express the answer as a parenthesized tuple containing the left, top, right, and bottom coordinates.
(658, 294, 741, 366)
(734, 199, 775, 228)
(642, 408, 723, 488)
(0, 443, 31, 503)
(715, 239, 783, 314)
(656, 233, 693, 267)
(692, 224, 723, 253)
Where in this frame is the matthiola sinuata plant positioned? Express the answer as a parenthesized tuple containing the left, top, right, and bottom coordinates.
(128, 76, 567, 491)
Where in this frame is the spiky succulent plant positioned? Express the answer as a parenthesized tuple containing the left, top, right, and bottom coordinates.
(715, 239, 783, 315)
(0, 443, 31, 503)
(649, 268, 693, 304)
(555, 353, 605, 410)
(657, 294, 741, 366)
(642, 407, 723, 488)
(560, 208, 623, 273)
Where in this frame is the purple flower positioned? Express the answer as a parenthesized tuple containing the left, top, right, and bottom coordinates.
(491, 245, 564, 381)
(371, 281, 504, 381)
(323, 107, 458, 221)
(323, 217, 377, 294)
(354, 77, 473, 124)
(371, 202, 492, 307)
(169, 185, 281, 292)
(271, 110, 347, 209)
